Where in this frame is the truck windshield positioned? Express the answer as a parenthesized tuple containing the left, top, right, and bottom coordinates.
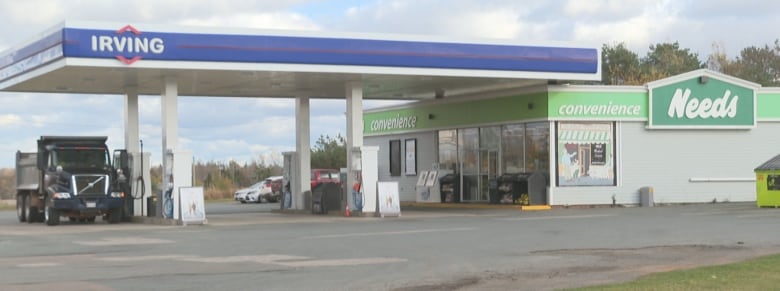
(54, 148, 109, 169)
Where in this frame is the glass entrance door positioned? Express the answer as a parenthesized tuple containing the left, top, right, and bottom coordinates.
(459, 149, 498, 202)
(458, 127, 500, 202)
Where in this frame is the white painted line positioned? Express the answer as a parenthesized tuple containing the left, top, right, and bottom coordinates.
(737, 213, 780, 219)
(98, 254, 405, 268)
(75, 237, 175, 246)
(99, 255, 194, 262)
(17, 262, 61, 268)
(180, 255, 309, 264)
(499, 214, 615, 221)
(681, 210, 755, 216)
(301, 227, 475, 239)
(275, 257, 407, 267)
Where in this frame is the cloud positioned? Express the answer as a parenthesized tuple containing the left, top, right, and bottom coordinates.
(177, 12, 320, 31)
(0, 114, 21, 127)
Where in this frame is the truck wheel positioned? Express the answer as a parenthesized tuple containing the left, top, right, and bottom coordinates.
(17, 194, 26, 222)
(44, 198, 60, 226)
(108, 210, 121, 224)
(25, 195, 39, 223)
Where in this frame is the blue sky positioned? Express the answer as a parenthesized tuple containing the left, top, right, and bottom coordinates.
(1, 0, 779, 168)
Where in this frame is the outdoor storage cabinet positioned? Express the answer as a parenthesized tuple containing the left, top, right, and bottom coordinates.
(755, 154, 780, 207)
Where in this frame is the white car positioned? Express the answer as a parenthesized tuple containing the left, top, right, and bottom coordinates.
(235, 176, 283, 203)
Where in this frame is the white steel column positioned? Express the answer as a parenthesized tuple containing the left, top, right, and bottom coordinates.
(124, 85, 140, 155)
(295, 95, 311, 210)
(160, 76, 179, 217)
(124, 86, 142, 216)
(162, 76, 179, 153)
(345, 81, 363, 210)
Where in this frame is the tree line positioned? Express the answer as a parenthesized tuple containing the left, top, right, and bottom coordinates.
(601, 40, 780, 86)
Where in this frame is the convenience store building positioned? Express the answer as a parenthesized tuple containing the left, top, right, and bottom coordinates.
(363, 69, 780, 206)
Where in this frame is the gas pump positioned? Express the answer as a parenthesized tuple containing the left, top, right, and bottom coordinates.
(163, 151, 174, 218)
(282, 152, 298, 210)
(112, 149, 133, 221)
(280, 152, 298, 209)
(111, 141, 153, 219)
(350, 148, 363, 212)
(353, 146, 378, 215)
(161, 149, 193, 219)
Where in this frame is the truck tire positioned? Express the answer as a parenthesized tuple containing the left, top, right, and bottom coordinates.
(108, 209, 121, 224)
(44, 197, 60, 226)
(16, 194, 26, 222)
(25, 195, 39, 223)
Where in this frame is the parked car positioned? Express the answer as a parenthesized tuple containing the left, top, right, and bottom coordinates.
(235, 176, 283, 203)
(311, 169, 341, 189)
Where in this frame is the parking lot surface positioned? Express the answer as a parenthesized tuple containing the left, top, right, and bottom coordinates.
(1, 202, 779, 290)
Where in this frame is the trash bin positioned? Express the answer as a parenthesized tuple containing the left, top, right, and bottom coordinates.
(755, 154, 780, 207)
(639, 186, 654, 207)
(527, 172, 548, 205)
(311, 183, 342, 214)
(146, 196, 156, 217)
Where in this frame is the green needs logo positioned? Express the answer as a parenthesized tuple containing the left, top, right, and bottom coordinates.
(648, 71, 756, 129)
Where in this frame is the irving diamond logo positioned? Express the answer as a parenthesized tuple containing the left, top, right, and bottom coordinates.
(91, 25, 165, 65)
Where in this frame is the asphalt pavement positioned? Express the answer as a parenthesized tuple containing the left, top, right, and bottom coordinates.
(1, 201, 780, 290)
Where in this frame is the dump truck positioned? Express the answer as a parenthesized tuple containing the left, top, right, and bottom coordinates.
(15, 136, 129, 226)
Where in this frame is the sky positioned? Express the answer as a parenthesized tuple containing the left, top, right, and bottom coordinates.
(1, 0, 779, 168)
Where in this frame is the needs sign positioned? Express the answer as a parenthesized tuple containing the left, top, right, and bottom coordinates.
(648, 70, 757, 129)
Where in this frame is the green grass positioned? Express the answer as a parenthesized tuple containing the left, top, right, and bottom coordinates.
(570, 253, 780, 290)
(0, 203, 13, 211)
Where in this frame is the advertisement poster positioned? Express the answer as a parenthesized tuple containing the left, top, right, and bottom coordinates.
(557, 122, 615, 186)
(405, 139, 417, 175)
(377, 181, 401, 217)
(179, 187, 207, 225)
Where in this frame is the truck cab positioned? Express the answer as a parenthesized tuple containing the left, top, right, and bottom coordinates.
(16, 136, 128, 225)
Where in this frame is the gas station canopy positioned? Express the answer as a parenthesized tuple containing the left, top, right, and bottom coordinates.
(0, 21, 600, 215)
(0, 21, 600, 99)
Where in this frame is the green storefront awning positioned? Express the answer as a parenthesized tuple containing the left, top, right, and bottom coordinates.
(558, 130, 610, 144)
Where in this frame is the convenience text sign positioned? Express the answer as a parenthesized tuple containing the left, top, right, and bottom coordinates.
(648, 70, 757, 129)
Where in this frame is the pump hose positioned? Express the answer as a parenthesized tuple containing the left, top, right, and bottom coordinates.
(134, 139, 146, 200)
(133, 176, 146, 199)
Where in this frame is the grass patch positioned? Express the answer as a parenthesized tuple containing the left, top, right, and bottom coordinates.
(0, 203, 13, 211)
(570, 253, 780, 290)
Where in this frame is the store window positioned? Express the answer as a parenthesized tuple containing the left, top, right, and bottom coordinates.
(438, 130, 457, 171)
(501, 124, 525, 173)
(556, 122, 616, 186)
(525, 122, 550, 173)
(389, 139, 401, 176)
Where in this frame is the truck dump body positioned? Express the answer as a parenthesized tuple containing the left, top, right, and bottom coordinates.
(15, 151, 39, 191)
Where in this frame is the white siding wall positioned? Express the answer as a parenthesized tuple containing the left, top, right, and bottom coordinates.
(553, 122, 780, 205)
(365, 132, 437, 202)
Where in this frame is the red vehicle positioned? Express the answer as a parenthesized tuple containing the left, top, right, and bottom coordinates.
(311, 169, 340, 189)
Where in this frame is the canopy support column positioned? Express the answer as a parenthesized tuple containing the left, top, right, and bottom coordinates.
(346, 81, 363, 211)
(295, 95, 311, 210)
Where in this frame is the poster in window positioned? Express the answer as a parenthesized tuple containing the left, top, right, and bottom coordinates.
(405, 139, 417, 175)
(769, 175, 780, 191)
(591, 143, 606, 165)
(556, 122, 615, 187)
